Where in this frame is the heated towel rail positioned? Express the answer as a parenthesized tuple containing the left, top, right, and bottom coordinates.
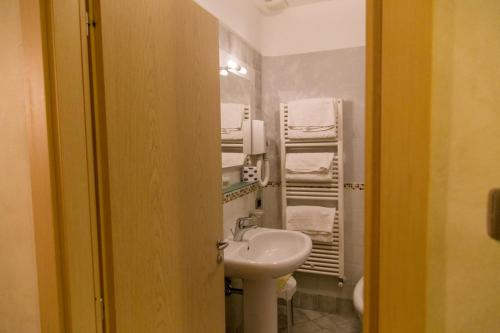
(280, 99, 345, 284)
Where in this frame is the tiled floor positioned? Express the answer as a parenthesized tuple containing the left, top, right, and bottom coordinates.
(279, 308, 362, 333)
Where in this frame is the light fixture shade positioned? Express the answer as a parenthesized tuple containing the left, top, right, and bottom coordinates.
(227, 60, 238, 69)
(253, 0, 289, 14)
(220, 69, 229, 76)
(239, 67, 248, 75)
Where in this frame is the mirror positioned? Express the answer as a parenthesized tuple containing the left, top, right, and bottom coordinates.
(220, 50, 255, 192)
(220, 71, 251, 108)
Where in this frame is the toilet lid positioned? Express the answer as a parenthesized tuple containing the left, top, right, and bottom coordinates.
(353, 277, 364, 314)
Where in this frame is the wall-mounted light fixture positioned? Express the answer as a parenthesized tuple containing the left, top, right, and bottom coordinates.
(219, 59, 248, 77)
(239, 67, 248, 75)
(227, 60, 238, 70)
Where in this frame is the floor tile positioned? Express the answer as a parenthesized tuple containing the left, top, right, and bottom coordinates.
(292, 308, 309, 324)
(336, 298, 356, 317)
(289, 306, 362, 333)
(291, 321, 323, 333)
(314, 315, 338, 330)
(299, 308, 328, 321)
(317, 294, 337, 314)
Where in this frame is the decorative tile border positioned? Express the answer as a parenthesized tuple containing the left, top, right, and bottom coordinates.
(344, 183, 365, 191)
(223, 182, 260, 204)
(264, 182, 365, 191)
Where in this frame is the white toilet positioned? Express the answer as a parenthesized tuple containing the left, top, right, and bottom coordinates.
(353, 277, 364, 317)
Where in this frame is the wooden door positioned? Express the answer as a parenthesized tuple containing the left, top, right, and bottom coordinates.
(93, 0, 225, 331)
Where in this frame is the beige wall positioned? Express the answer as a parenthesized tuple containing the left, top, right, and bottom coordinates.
(428, 1, 500, 332)
(0, 0, 41, 332)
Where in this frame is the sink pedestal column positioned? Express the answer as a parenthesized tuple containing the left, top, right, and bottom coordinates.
(243, 279, 277, 333)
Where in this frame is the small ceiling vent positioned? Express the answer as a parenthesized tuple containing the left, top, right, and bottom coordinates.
(253, 0, 289, 14)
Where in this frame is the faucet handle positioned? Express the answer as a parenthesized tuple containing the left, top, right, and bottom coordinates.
(237, 216, 257, 229)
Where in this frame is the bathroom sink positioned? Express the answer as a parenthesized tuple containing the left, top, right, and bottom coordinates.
(224, 228, 312, 280)
(224, 228, 312, 333)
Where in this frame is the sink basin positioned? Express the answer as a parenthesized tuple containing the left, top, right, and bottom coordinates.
(224, 228, 312, 280)
(224, 228, 312, 333)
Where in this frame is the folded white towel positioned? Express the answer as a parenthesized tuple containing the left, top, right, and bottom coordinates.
(287, 98, 335, 129)
(222, 153, 247, 168)
(288, 128, 337, 140)
(221, 103, 245, 131)
(302, 231, 334, 243)
(221, 130, 243, 141)
(285, 153, 334, 174)
(286, 205, 336, 234)
(286, 172, 334, 183)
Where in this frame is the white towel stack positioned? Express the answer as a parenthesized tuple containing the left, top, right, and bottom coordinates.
(285, 152, 334, 182)
(287, 98, 337, 139)
(221, 152, 247, 168)
(221, 103, 245, 140)
(286, 206, 336, 242)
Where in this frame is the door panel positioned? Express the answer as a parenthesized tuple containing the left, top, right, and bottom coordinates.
(97, 0, 224, 331)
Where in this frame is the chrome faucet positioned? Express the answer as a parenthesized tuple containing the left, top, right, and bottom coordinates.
(233, 215, 258, 241)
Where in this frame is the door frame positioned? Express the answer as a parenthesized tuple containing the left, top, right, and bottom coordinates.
(364, 1, 432, 332)
(24, 0, 434, 332)
(21, 0, 103, 331)
(19, 0, 65, 331)
(364, 0, 382, 331)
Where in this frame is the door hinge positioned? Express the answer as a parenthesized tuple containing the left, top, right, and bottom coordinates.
(98, 297, 105, 322)
(85, 11, 96, 37)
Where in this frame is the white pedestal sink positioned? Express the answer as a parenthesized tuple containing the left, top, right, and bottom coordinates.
(224, 228, 312, 333)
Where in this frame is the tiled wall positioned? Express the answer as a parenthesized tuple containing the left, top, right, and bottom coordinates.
(223, 191, 258, 239)
(260, 48, 366, 299)
(261, 47, 365, 184)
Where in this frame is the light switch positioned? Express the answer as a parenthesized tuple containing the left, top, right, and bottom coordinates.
(487, 189, 500, 241)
